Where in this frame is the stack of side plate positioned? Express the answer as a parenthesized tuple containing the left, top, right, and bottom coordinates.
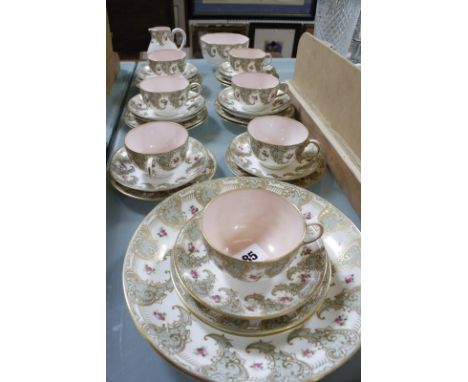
(123, 177, 361, 381)
(124, 92, 208, 130)
(170, 214, 332, 336)
(107, 138, 217, 201)
(215, 86, 295, 127)
(215, 61, 279, 87)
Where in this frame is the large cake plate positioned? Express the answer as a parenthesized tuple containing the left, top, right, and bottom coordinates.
(123, 177, 361, 381)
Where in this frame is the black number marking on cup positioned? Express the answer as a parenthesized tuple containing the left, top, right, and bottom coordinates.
(242, 251, 258, 261)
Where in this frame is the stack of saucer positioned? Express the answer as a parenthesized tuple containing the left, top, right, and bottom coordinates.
(226, 116, 325, 186)
(123, 177, 361, 380)
(170, 188, 331, 336)
(135, 49, 202, 86)
(108, 122, 216, 201)
(125, 75, 208, 130)
(215, 72, 294, 126)
(215, 47, 278, 86)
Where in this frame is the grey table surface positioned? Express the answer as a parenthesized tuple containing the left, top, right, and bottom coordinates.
(107, 59, 361, 382)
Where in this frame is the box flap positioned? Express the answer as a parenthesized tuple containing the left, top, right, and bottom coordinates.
(291, 33, 361, 161)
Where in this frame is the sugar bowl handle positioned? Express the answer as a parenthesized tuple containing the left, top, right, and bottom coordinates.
(172, 28, 186, 50)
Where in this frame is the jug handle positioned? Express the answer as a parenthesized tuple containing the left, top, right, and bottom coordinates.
(172, 28, 186, 50)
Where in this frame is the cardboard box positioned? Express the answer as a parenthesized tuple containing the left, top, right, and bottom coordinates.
(287, 33, 361, 215)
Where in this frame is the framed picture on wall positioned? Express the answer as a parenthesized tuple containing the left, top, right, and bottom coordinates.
(191, 23, 249, 58)
(303, 23, 315, 36)
(249, 23, 302, 58)
(188, 0, 317, 20)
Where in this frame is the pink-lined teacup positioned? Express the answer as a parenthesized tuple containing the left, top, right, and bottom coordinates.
(247, 116, 321, 170)
(138, 76, 202, 117)
(228, 48, 272, 73)
(200, 33, 249, 68)
(148, 49, 187, 77)
(231, 72, 288, 113)
(201, 188, 324, 282)
(124, 121, 188, 178)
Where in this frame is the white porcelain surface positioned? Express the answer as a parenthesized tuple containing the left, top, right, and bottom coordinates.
(147, 26, 186, 54)
(248, 116, 309, 145)
(174, 215, 328, 320)
(230, 133, 320, 181)
(147, 49, 186, 77)
(171, 248, 331, 336)
(128, 93, 205, 121)
(218, 61, 276, 79)
(202, 189, 305, 260)
(110, 138, 208, 192)
(218, 86, 291, 118)
(200, 33, 249, 67)
(122, 177, 361, 382)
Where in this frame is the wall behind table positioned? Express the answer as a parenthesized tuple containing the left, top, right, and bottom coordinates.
(107, 0, 175, 58)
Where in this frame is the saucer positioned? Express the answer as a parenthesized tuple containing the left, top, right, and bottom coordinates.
(109, 138, 208, 192)
(123, 177, 361, 381)
(137, 62, 199, 82)
(229, 133, 320, 181)
(173, 215, 329, 320)
(218, 86, 291, 118)
(128, 93, 205, 122)
(124, 107, 208, 131)
(171, 248, 331, 337)
(214, 70, 231, 87)
(108, 148, 216, 201)
(217, 61, 278, 80)
(225, 145, 326, 188)
(215, 100, 295, 127)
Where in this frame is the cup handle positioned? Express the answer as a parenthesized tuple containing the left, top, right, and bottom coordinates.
(141, 93, 152, 108)
(299, 139, 321, 161)
(172, 28, 186, 50)
(303, 222, 324, 244)
(277, 82, 289, 96)
(188, 82, 202, 99)
(264, 53, 272, 66)
(146, 157, 155, 177)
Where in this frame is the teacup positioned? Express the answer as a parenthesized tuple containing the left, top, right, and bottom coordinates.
(247, 116, 321, 170)
(148, 49, 187, 77)
(138, 76, 202, 117)
(124, 121, 188, 178)
(231, 72, 288, 113)
(201, 188, 324, 282)
(228, 48, 272, 73)
(200, 33, 249, 68)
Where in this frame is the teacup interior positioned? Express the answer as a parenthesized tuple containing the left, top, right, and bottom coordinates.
(125, 122, 187, 154)
(248, 116, 309, 146)
(200, 33, 249, 45)
(139, 76, 188, 93)
(201, 189, 305, 260)
(229, 48, 265, 59)
(148, 49, 186, 62)
(232, 72, 278, 89)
